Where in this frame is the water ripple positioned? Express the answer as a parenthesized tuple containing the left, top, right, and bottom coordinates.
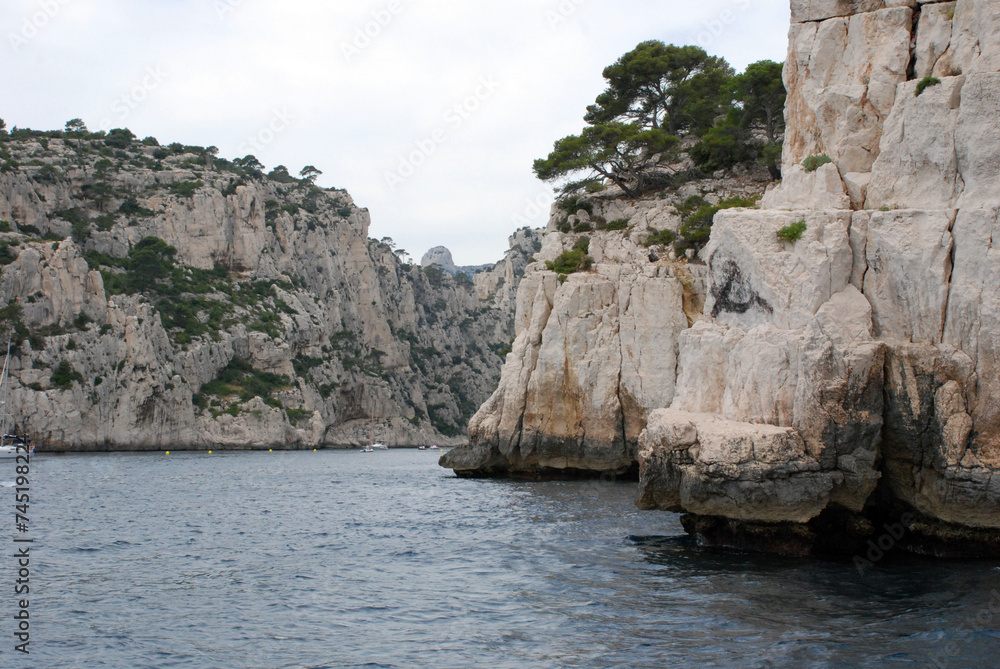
(18, 450, 1000, 668)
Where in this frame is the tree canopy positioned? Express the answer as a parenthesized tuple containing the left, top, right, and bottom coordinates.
(691, 60, 786, 176)
(104, 128, 136, 149)
(534, 122, 678, 198)
(534, 41, 786, 198)
(728, 60, 786, 144)
(300, 165, 322, 182)
(128, 237, 177, 292)
(584, 42, 734, 136)
(65, 118, 87, 134)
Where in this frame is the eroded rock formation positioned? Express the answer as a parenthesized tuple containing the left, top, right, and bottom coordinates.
(441, 174, 770, 478)
(445, 0, 1000, 556)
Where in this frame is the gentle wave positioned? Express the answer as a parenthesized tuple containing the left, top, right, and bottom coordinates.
(23, 449, 1000, 669)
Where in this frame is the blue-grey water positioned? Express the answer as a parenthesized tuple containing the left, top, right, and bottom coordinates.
(2, 450, 998, 668)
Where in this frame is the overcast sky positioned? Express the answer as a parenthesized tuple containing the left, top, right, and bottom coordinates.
(2, 0, 790, 265)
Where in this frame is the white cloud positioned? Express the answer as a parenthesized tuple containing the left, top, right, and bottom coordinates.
(1, 0, 790, 264)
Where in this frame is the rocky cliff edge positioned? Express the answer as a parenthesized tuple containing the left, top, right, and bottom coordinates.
(444, 0, 1000, 557)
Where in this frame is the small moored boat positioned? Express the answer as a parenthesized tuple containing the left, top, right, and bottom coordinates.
(0, 342, 33, 458)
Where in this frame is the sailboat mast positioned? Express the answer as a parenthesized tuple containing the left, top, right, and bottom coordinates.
(1, 341, 10, 442)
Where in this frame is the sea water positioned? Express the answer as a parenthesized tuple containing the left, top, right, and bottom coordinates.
(1, 449, 997, 668)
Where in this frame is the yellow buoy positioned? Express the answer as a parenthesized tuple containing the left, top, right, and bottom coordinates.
(208, 450, 213, 454)
(166, 451, 170, 455)
(269, 449, 273, 452)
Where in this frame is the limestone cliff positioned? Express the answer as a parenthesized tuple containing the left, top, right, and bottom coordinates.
(444, 0, 1000, 556)
(441, 173, 771, 478)
(0, 134, 537, 450)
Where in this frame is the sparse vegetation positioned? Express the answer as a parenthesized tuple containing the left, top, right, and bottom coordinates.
(644, 228, 677, 248)
(915, 76, 941, 97)
(119, 196, 155, 217)
(285, 408, 313, 426)
(802, 154, 832, 173)
(168, 180, 203, 198)
(777, 219, 808, 244)
(0, 242, 16, 266)
(196, 358, 290, 411)
(601, 218, 630, 231)
(674, 195, 760, 255)
(51, 361, 84, 389)
(546, 237, 593, 281)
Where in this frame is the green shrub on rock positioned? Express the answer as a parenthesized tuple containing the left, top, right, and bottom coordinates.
(546, 237, 593, 281)
(644, 228, 677, 247)
(51, 361, 84, 389)
(802, 154, 832, 172)
(915, 76, 941, 97)
(777, 219, 807, 244)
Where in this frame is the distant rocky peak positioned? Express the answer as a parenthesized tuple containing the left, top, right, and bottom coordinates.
(420, 245, 492, 277)
(421, 246, 456, 271)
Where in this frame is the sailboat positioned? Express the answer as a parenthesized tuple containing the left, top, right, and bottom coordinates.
(0, 342, 34, 459)
(362, 412, 387, 452)
(361, 400, 389, 453)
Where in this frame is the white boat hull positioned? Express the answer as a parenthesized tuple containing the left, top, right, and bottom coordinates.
(0, 445, 32, 458)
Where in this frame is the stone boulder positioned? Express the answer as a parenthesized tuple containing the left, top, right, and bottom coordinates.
(637, 410, 837, 524)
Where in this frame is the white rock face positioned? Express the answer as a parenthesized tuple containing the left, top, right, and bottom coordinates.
(866, 77, 966, 210)
(421, 246, 455, 270)
(916, 2, 959, 79)
(936, 0, 1000, 76)
(864, 210, 955, 344)
(944, 208, 1000, 454)
(790, 0, 915, 24)
(703, 209, 854, 331)
(443, 181, 771, 477)
(955, 73, 1000, 208)
(455, 261, 694, 475)
(782, 7, 912, 173)
(760, 164, 851, 210)
(660, 215, 885, 519)
(638, 0, 1000, 547)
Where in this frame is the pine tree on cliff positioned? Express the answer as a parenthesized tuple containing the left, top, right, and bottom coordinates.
(535, 42, 786, 195)
(533, 123, 678, 198)
(534, 42, 733, 197)
(690, 60, 786, 178)
(584, 41, 734, 136)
